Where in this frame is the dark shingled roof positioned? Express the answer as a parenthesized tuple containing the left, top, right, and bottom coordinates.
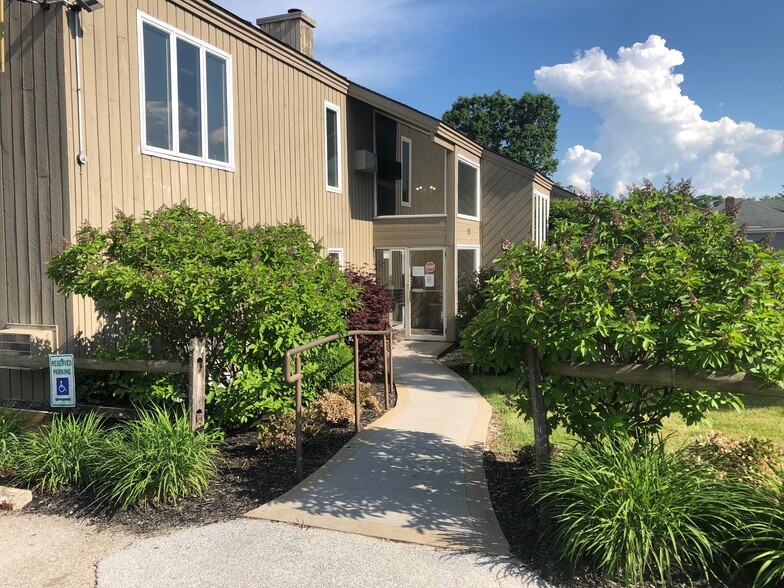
(714, 198, 784, 230)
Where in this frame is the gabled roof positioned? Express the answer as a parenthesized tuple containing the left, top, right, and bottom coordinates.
(715, 199, 784, 230)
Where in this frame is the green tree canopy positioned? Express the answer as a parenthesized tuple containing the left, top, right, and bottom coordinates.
(461, 192, 784, 440)
(47, 204, 359, 428)
(442, 90, 559, 176)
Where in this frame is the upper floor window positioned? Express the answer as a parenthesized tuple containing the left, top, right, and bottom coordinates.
(401, 137, 411, 207)
(457, 157, 480, 220)
(325, 102, 342, 192)
(138, 12, 233, 169)
(533, 190, 550, 247)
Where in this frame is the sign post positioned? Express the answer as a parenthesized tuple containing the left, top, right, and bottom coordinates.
(49, 354, 76, 408)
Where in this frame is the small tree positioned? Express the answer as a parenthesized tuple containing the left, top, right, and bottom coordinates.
(344, 267, 394, 381)
(462, 192, 784, 440)
(47, 204, 359, 429)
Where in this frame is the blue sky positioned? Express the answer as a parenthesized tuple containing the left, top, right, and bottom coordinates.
(218, 0, 784, 197)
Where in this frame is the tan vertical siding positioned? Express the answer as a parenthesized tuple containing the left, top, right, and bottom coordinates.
(58, 0, 374, 344)
(0, 2, 70, 400)
(480, 154, 536, 266)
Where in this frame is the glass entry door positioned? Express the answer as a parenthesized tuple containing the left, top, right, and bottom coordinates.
(408, 249, 444, 338)
(375, 249, 406, 330)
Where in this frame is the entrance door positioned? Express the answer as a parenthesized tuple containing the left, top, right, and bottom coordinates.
(375, 249, 406, 331)
(408, 249, 444, 339)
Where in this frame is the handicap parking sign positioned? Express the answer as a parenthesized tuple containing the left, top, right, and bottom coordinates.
(49, 355, 76, 407)
(56, 377, 70, 396)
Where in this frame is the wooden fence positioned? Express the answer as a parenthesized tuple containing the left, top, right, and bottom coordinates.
(0, 338, 206, 431)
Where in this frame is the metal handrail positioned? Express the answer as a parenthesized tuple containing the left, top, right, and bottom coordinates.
(284, 329, 394, 481)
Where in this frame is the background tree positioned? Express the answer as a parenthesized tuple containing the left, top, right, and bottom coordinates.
(461, 192, 784, 440)
(442, 91, 559, 176)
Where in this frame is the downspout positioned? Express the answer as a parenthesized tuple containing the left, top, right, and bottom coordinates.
(72, 7, 87, 165)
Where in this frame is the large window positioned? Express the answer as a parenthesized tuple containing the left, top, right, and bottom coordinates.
(401, 137, 411, 207)
(325, 102, 342, 192)
(457, 158, 480, 219)
(533, 190, 550, 247)
(457, 246, 480, 314)
(138, 12, 233, 169)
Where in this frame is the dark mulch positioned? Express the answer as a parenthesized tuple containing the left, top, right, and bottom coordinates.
(4, 381, 396, 537)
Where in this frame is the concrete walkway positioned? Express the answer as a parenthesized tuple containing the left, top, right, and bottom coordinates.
(97, 341, 545, 587)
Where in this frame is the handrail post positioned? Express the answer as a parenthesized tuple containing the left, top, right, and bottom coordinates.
(353, 336, 361, 432)
(295, 354, 303, 481)
(383, 333, 389, 410)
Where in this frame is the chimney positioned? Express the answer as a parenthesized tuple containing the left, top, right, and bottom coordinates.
(256, 9, 316, 58)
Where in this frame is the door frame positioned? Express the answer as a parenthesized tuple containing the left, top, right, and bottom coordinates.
(406, 247, 447, 341)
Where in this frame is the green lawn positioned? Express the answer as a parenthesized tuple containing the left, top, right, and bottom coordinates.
(463, 371, 784, 455)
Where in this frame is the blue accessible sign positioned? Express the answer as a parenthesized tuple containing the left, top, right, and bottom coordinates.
(49, 354, 76, 407)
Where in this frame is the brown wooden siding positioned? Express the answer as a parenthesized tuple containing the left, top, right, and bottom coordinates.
(373, 217, 447, 249)
(59, 0, 374, 344)
(480, 156, 535, 266)
(0, 2, 70, 401)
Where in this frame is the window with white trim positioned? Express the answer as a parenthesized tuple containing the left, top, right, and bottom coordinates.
(327, 248, 344, 269)
(457, 246, 480, 318)
(533, 190, 550, 247)
(325, 102, 342, 192)
(401, 137, 411, 207)
(138, 12, 233, 169)
(457, 158, 480, 219)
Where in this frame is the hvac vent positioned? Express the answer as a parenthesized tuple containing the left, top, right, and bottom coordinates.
(0, 324, 58, 357)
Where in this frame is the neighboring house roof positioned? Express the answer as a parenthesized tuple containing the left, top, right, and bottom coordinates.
(715, 198, 784, 230)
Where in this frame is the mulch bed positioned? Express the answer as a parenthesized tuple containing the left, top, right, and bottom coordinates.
(2, 381, 396, 537)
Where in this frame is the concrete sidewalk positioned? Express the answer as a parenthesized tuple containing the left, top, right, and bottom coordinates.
(246, 340, 508, 553)
(97, 341, 546, 587)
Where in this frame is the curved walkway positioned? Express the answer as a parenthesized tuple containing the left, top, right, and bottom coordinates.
(98, 341, 546, 587)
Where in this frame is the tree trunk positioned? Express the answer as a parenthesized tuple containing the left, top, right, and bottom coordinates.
(527, 344, 551, 474)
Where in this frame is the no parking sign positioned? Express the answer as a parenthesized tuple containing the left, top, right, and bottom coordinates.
(49, 354, 76, 407)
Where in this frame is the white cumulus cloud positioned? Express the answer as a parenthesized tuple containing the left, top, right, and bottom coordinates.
(535, 35, 784, 196)
(559, 145, 602, 192)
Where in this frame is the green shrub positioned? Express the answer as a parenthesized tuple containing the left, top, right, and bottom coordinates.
(538, 434, 752, 586)
(0, 407, 25, 474)
(739, 469, 784, 587)
(93, 406, 219, 508)
(47, 205, 360, 430)
(15, 413, 105, 492)
(302, 341, 355, 399)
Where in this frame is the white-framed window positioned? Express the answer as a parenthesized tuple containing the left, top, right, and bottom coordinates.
(324, 101, 342, 192)
(457, 156, 480, 220)
(401, 137, 411, 207)
(327, 248, 344, 269)
(457, 245, 481, 315)
(533, 190, 550, 247)
(138, 12, 233, 170)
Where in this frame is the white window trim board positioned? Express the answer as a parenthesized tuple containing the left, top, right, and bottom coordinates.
(137, 11, 234, 171)
(456, 155, 481, 221)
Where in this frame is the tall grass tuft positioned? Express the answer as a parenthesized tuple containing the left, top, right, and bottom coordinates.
(0, 406, 25, 474)
(537, 434, 753, 586)
(15, 412, 105, 492)
(93, 406, 220, 508)
(739, 469, 784, 587)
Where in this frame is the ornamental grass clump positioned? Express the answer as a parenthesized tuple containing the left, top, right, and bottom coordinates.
(739, 469, 784, 587)
(0, 406, 25, 474)
(93, 406, 220, 509)
(15, 412, 105, 492)
(537, 434, 752, 586)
